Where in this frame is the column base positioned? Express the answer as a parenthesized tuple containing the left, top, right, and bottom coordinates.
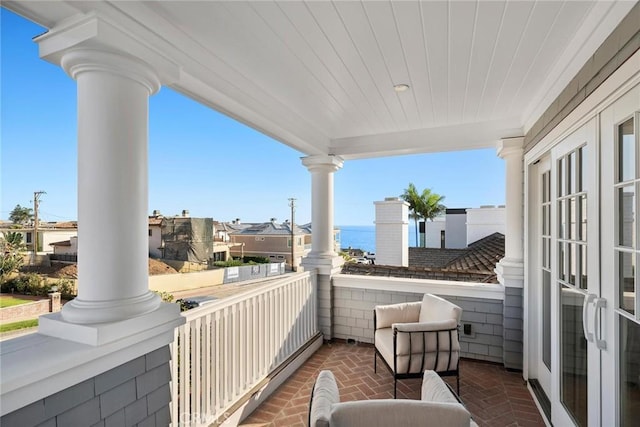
(39, 301, 182, 346)
(59, 290, 161, 324)
(495, 257, 524, 288)
(301, 253, 344, 275)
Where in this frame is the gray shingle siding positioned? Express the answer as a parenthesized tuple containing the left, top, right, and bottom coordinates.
(1, 345, 173, 427)
(503, 287, 524, 370)
(332, 287, 505, 364)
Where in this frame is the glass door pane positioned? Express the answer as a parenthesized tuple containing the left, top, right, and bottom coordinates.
(557, 144, 589, 426)
(620, 316, 640, 425)
(561, 286, 588, 426)
(615, 116, 640, 426)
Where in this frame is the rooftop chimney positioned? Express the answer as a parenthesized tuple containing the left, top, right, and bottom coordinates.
(182, 209, 190, 217)
(152, 209, 162, 216)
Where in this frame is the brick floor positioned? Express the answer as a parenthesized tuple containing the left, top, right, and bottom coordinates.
(240, 341, 545, 427)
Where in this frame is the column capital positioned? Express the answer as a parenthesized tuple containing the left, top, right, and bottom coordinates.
(61, 49, 161, 95)
(36, 13, 179, 86)
(497, 137, 524, 159)
(301, 154, 344, 172)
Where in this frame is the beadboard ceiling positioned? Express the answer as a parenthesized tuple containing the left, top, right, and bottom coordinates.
(5, 1, 636, 159)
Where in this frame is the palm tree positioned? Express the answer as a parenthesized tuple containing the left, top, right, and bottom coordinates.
(401, 183, 423, 247)
(416, 189, 446, 247)
(401, 184, 446, 247)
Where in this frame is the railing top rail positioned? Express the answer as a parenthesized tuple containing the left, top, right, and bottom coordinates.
(333, 273, 505, 300)
(180, 270, 314, 322)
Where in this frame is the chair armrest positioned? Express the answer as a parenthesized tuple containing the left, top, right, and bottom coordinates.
(374, 301, 421, 329)
(309, 370, 340, 427)
(393, 319, 458, 333)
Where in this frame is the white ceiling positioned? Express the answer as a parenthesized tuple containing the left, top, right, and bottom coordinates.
(5, 1, 636, 159)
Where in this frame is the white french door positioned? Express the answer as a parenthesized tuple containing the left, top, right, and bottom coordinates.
(531, 157, 552, 400)
(600, 84, 640, 426)
(530, 83, 640, 426)
(549, 118, 601, 427)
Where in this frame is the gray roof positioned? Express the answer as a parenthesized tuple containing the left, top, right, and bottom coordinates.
(229, 221, 310, 236)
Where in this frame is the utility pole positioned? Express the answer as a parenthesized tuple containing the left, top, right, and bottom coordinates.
(32, 191, 46, 265)
(288, 198, 296, 272)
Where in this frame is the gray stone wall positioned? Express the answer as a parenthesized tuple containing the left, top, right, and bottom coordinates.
(0, 346, 172, 427)
(332, 287, 504, 364)
(503, 287, 524, 370)
(318, 274, 333, 338)
(524, 2, 640, 152)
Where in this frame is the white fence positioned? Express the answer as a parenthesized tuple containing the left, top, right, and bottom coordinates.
(170, 271, 318, 426)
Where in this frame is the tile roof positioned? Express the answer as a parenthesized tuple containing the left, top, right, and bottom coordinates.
(444, 232, 505, 274)
(149, 217, 163, 226)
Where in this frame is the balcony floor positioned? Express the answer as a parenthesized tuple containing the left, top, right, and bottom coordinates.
(241, 340, 545, 427)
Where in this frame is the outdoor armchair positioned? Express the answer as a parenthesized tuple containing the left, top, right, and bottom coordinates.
(374, 294, 462, 398)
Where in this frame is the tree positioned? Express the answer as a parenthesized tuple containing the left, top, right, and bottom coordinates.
(9, 204, 33, 225)
(401, 184, 446, 247)
(416, 189, 446, 247)
(401, 183, 423, 247)
(0, 232, 26, 279)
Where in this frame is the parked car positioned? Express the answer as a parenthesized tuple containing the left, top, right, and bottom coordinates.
(176, 295, 218, 311)
(354, 257, 370, 264)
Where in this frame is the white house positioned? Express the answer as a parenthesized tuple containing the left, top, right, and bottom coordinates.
(425, 206, 506, 249)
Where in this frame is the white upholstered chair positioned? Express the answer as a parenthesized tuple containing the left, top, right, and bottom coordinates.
(374, 294, 463, 398)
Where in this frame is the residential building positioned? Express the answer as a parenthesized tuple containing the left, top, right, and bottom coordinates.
(425, 206, 506, 249)
(50, 236, 77, 256)
(148, 214, 163, 258)
(1, 2, 639, 427)
(228, 220, 339, 270)
(0, 221, 77, 253)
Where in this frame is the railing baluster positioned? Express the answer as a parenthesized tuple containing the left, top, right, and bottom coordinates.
(173, 271, 317, 425)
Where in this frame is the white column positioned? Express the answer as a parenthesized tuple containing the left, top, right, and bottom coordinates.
(301, 155, 344, 270)
(300, 155, 344, 340)
(57, 49, 161, 323)
(496, 137, 524, 287)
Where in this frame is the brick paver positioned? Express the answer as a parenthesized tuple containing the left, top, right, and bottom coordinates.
(241, 340, 545, 427)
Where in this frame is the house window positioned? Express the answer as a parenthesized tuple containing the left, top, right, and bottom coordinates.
(297, 237, 302, 246)
(255, 236, 265, 241)
(287, 238, 291, 248)
(25, 232, 32, 244)
(148, 229, 152, 237)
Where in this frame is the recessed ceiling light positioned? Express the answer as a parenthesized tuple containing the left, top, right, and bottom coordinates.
(394, 84, 410, 92)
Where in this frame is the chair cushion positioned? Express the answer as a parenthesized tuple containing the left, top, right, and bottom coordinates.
(419, 294, 463, 324)
(375, 327, 460, 374)
(309, 370, 340, 427)
(421, 371, 460, 404)
(330, 399, 471, 427)
(375, 301, 421, 329)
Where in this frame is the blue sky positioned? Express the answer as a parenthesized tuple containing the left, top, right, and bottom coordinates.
(1, 9, 505, 226)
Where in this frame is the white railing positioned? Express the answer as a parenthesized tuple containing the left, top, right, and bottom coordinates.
(170, 271, 317, 426)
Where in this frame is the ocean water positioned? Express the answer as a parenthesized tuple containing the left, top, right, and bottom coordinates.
(338, 225, 375, 253)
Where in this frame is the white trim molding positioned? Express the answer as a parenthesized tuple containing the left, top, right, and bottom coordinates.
(333, 273, 505, 301)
